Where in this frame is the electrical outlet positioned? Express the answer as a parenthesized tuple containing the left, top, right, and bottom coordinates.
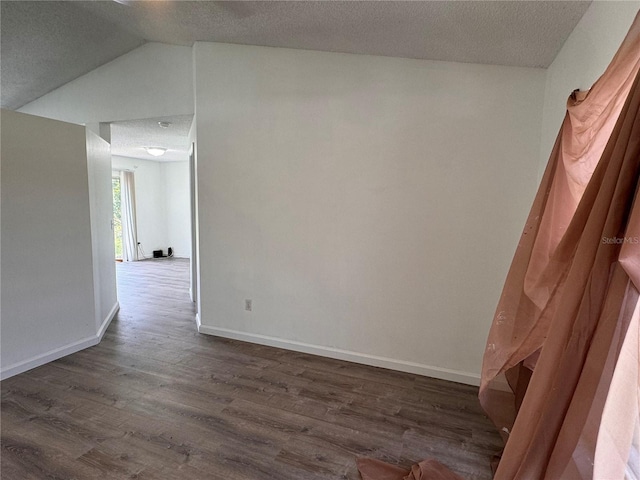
(245, 299, 252, 311)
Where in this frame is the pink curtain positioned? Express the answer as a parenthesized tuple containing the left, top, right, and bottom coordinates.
(480, 12, 640, 479)
(356, 458, 463, 480)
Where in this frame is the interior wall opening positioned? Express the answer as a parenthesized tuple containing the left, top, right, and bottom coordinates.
(108, 114, 197, 320)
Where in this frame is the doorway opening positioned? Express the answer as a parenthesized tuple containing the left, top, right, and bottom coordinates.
(109, 114, 198, 326)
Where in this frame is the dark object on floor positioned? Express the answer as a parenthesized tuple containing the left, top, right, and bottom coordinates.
(153, 249, 163, 258)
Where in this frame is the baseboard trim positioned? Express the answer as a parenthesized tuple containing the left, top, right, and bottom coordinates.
(198, 325, 480, 386)
(1, 301, 120, 381)
(98, 302, 120, 340)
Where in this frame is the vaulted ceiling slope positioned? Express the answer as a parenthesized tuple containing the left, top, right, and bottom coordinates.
(1, 1, 145, 110)
(1, 1, 591, 110)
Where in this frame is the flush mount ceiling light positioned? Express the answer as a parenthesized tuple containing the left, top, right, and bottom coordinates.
(158, 121, 172, 128)
(145, 147, 167, 157)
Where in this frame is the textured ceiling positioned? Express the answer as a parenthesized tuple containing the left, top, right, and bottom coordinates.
(1, 1, 591, 110)
(110, 114, 193, 162)
(0, 1, 145, 110)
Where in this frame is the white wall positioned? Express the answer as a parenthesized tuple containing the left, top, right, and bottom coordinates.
(86, 130, 118, 330)
(18, 43, 193, 125)
(539, 1, 640, 175)
(194, 42, 545, 384)
(163, 161, 191, 258)
(1, 110, 117, 379)
(112, 156, 190, 258)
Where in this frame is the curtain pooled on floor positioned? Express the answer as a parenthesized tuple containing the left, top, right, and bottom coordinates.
(121, 170, 138, 262)
(480, 12, 640, 479)
(357, 458, 464, 480)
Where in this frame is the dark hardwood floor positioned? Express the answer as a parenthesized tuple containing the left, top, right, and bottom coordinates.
(1, 258, 502, 479)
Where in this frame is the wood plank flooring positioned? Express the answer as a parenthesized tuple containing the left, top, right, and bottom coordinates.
(1, 258, 502, 479)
